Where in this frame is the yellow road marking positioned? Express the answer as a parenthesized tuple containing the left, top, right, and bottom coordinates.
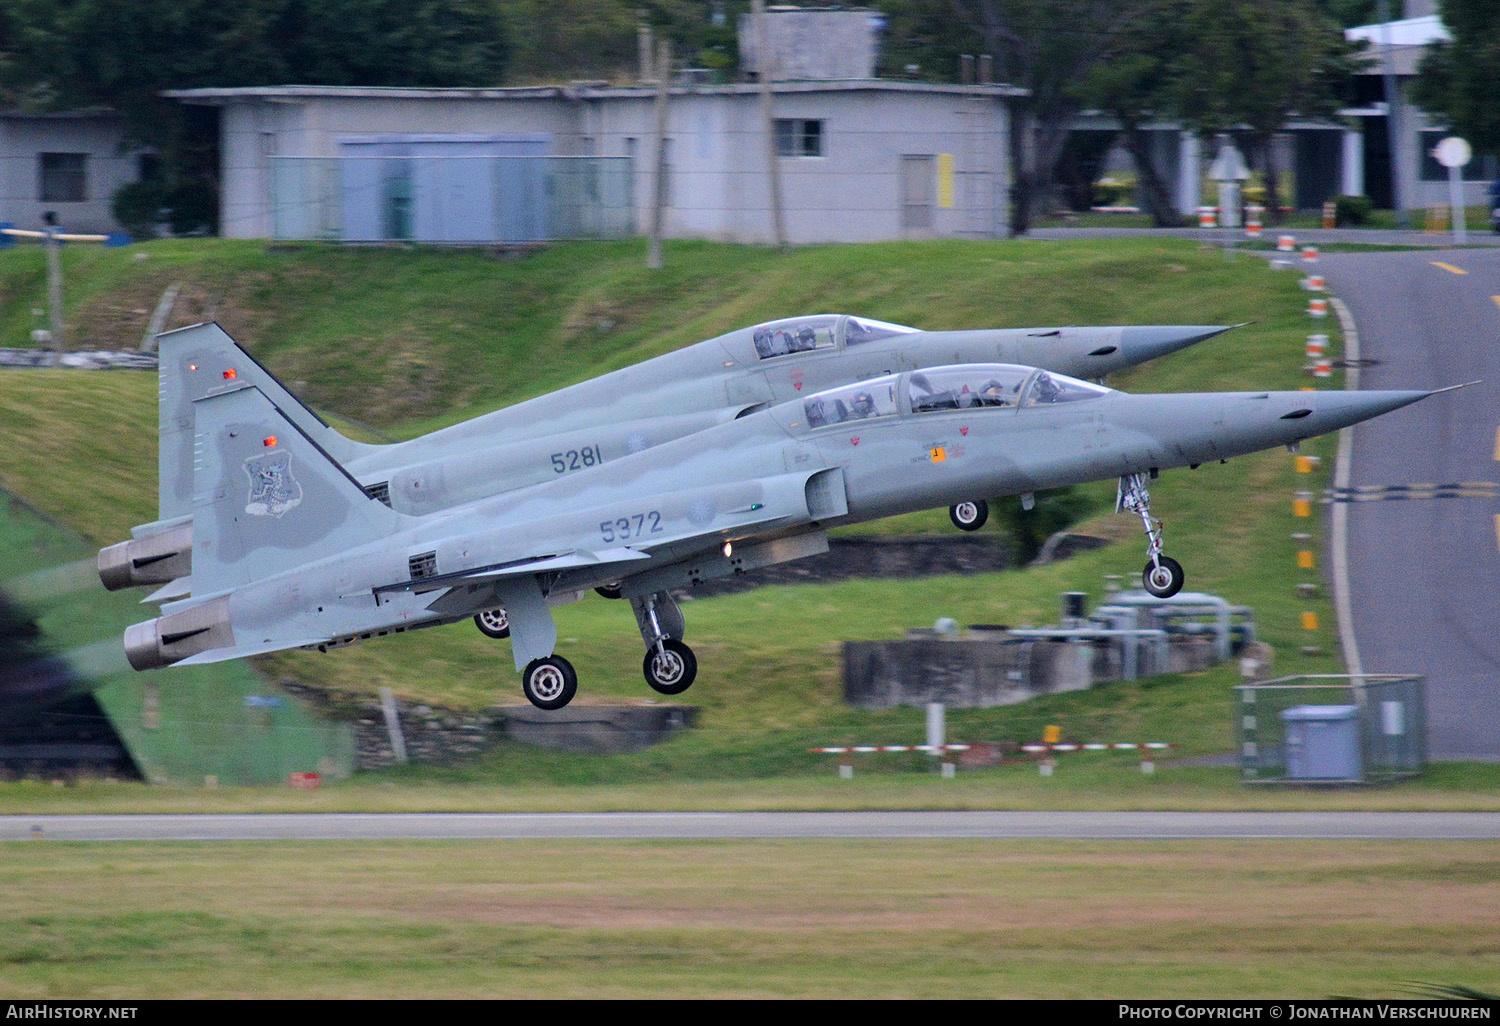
(1495, 514, 1500, 553)
(1431, 261, 1467, 275)
(1492, 296, 1500, 313)
(1494, 426, 1500, 462)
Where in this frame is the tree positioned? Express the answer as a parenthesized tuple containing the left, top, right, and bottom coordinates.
(1412, 0, 1500, 158)
(1079, 1, 1196, 226)
(1167, 0, 1361, 223)
(944, 1, 1176, 235)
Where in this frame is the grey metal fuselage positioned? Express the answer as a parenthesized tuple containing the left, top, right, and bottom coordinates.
(150, 363, 1428, 673)
(167, 318, 1227, 519)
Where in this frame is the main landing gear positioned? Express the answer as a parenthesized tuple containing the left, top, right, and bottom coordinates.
(510, 589, 700, 711)
(635, 591, 697, 695)
(521, 655, 577, 710)
(1118, 472, 1185, 598)
(474, 607, 510, 639)
(949, 499, 989, 531)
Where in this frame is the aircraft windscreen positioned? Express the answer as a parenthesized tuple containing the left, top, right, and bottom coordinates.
(907, 366, 1029, 413)
(1020, 371, 1111, 406)
(843, 317, 919, 347)
(803, 375, 900, 428)
(752, 316, 839, 359)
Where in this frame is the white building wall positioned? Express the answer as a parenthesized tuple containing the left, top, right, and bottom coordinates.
(0, 114, 145, 234)
(194, 85, 1013, 244)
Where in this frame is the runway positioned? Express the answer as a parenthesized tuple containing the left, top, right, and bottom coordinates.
(5, 810, 1499, 841)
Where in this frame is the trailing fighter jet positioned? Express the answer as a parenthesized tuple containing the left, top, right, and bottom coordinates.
(120, 361, 1447, 710)
(98, 316, 1237, 628)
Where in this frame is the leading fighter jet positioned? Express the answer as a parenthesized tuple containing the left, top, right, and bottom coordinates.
(120, 361, 1446, 710)
(99, 316, 1237, 625)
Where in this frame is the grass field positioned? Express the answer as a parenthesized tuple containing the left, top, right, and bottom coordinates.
(1, 839, 1496, 998)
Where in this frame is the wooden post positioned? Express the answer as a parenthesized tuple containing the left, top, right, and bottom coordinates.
(45, 222, 65, 352)
(753, 0, 785, 249)
(647, 38, 671, 270)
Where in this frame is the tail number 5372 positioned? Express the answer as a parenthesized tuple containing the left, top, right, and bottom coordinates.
(600, 511, 663, 543)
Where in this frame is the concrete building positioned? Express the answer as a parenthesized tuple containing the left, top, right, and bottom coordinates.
(0, 109, 149, 234)
(168, 80, 1021, 244)
(1344, 5, 1497, 212)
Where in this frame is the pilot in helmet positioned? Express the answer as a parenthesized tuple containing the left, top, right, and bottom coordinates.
(850, 391, 875, 418)
(795, 326, 817, 350)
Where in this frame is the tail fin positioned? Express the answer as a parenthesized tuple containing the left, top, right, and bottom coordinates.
(189, 383, 403, 597)
(157, 322, 382, 522)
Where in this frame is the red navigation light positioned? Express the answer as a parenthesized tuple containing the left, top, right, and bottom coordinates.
(222, 368, 237, 380)
(263, 436, 277, 448)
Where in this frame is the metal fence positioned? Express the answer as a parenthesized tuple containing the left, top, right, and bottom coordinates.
(1234, 674, 1425, 784)
(270, 156, 635, 244)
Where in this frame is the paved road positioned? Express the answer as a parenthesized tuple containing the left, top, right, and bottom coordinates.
(1029, 226, 1500, 246)
(5, 811, 1499, 841)
(1319, 248, 1500, 760)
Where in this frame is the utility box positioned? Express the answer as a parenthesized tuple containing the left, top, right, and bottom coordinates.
(1281, 704, 1361, 781)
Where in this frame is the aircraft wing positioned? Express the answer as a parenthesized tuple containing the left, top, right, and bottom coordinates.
(372, 546, 653, 602)
(171, 636, 329, 666)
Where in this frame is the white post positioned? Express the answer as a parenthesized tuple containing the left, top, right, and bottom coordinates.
(379, 686, 408, 764)
(1177, 132, 1201, 216)
(1340, 129, 1364, 198)
(647, 38, 671, 270)
(1448, 164, 1467, 245)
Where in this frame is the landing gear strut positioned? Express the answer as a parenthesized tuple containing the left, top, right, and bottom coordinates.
(949, 499, 989, 531)
(1118, 472, 1184, 598)
(521, 655, 577, 710)
(636, 591, 697, 695)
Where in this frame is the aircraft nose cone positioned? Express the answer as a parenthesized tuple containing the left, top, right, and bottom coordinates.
(1117, 325, 1236, 362)
(1310, 388, 1433, 431)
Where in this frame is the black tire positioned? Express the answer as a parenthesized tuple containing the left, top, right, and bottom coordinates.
(594, 584, 623, 599)
(1143, 556, 1185, 598)
(474, 608, 510, 639)
(949, 499, 989, 532)
(521, 656, 577, 710)
(643, 638, 697, 695)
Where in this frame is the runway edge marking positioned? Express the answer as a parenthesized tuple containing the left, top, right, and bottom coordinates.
(1329, 296, 1363, 679)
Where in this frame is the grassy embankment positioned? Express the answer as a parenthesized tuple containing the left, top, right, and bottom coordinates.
(0, 235, 1450, 793)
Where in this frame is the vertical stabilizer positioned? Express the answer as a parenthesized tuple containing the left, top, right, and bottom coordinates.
(157, 323, 382, 521)
(190, 384, 403, 596)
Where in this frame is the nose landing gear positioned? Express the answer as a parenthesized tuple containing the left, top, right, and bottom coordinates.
(1118, 472, 1184, 598)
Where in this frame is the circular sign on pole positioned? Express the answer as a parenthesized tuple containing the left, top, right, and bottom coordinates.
(1433, 136, 1472, 169)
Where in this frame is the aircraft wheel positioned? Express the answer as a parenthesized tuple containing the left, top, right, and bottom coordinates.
(643, 639, 697, 696)
(1143, 556, 1185, 599)
(949, 500, 989, 532)
(595, 584, 623, 599)
(521, 655, 577, 710)
(474, 608, 510, 639)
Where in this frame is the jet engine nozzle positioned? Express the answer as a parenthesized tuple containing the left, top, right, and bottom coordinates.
(124, 596, 232, 670)
(98, 523, 193, 591)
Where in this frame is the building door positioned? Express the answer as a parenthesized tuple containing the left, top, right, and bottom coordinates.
(901, 154, 936, 238)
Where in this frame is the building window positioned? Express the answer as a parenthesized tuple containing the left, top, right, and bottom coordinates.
(775, 119, 824, 158)
(38, 153, 87, 202)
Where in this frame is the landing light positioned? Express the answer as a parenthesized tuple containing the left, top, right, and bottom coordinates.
(722, 541, 733, 558)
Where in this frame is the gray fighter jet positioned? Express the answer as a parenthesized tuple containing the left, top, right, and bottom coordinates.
(121, 361, 1445, 710)
(99, 316, 1236, 624)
